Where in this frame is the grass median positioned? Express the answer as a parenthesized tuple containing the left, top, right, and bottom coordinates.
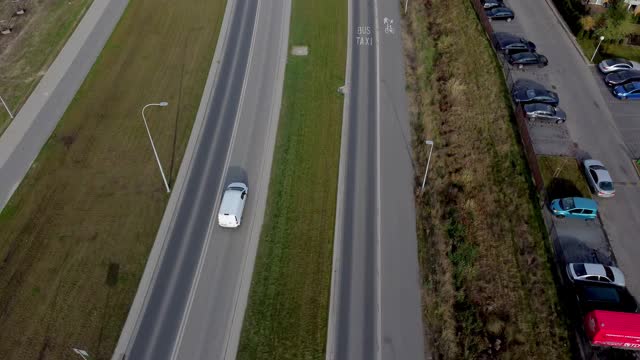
(236, 1, 346, 359)
(404, 0, 571, 358)
(0, 0, 225, 358)
(0, 0, 94, 134)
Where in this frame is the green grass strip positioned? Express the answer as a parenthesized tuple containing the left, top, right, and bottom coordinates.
(0, 0, 225, 358)
(236, 0, 347, 359)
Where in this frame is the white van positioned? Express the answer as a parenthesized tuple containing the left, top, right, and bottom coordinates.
(218, 182, 248, 228)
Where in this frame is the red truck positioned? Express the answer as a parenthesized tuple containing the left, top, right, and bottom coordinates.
(584, 310, 640, 350)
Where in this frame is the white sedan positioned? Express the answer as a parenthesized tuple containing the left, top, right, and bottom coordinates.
(583, 159, 615, 197)
(567, 263, 626, 287)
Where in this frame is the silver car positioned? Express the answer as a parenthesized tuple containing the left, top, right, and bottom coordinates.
(523, 103, 566, 124)
(583, 159, 615, 197)
(567, 263, 626, 287)
(598, 58, 640, 73)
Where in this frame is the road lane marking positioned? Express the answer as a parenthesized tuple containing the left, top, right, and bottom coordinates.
(169, 1, 261, 358)
(373, 0, 383, 358)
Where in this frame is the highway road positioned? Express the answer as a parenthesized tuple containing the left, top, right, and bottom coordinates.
(326, 0, 425, 358)
(496, 0, 640, 300)
(118, 0, 290, 358)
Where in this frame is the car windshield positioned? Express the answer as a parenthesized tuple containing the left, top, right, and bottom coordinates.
(583, 286, 620, 304)
(229, 186, 245, 191)
(599, 181, 614, 191)
(560, 198, 574, 210)
(623, 83, 636, 92)
(525, 89, 537, 98)
(604, 266, 614, 281)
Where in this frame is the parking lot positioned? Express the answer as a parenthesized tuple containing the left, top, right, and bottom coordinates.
(491, 0, 640, 310)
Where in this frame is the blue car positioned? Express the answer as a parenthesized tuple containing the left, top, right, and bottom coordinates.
(549, 197, 598, 220)
(612, 81, 640, 100)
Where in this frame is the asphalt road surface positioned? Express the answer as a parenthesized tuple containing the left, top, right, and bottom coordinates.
(327, 0, 425, 358)
(494, 0, 640, 300)
(123, 0, 289, 358)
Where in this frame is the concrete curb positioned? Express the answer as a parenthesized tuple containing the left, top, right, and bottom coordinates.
(110, 0, 238, 358)
(325, 0, 353, 357)
(221, 1, 292, 357)
(0, 0, 130, 210)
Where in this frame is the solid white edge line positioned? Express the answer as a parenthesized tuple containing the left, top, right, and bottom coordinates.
(324, 0, 353, 357)
(372, 0, 383, 358)
(220, 0, 292, 357)
(112, 0, 238, 357)
(169, 1, 263, 359)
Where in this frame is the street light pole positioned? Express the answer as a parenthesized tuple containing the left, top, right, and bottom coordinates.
(141, 102, 170, 193)
(591, 36, 605, 63)
(421, 140, 434, 192)
(72, 348, 90, 360)
(0, 95, 14, 119)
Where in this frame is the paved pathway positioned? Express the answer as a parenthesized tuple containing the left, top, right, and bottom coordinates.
(0, 0, 129, 210)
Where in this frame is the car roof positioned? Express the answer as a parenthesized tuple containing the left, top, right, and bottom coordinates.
(490, 6, 512, 12)
(524, 103, 553, 111)
(624, 81, 640, 90)
(219, 183, 247, 215)
(607, 58, 632, 66)
(618, 70, 640, 79)
(572, 197, 598, 209)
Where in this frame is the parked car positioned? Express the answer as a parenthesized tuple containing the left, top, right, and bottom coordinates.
(485, 7, 514, 22)
(549, 197, 597, 220)
(493, 32, 536, 54)
(218, 182, 248, 228)
(481, 0, 504, 8)
(598, 58, 640, 73)
(511, 84, 559, 106)
(507, 52, 548, 68)
(604, 70, 640, 87)
(583, 159, 615, 197)
(523, 103, 566, 123)
(612, 81, 640, 100)
(567, 263, 626, 287)
(573, 281, 638, 314)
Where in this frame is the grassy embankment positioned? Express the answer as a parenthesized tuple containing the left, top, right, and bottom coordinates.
(0, 0, 225, 358)
(237, 0, 346, 359)
(403, 0, 572, 358)
(0, 0, 94, 134)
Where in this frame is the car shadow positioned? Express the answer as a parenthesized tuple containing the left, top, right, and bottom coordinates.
(226, 166, 248, 185)
(546, 177, 584, 200)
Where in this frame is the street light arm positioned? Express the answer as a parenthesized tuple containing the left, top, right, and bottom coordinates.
(141, 102, 171, 193)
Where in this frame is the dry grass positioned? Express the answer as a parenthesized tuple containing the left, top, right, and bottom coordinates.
(538, 156, 591, 200)
(403, 0, 571, 358)
(0, 0, 225, 358)
(0, 0, 94, 134)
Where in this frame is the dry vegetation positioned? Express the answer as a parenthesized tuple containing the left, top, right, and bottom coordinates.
(402, 0, 571, 358)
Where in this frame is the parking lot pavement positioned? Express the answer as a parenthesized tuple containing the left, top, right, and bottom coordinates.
(527, 121, 574, 156)
(590, 67, 640, 158)
(491, 0, 640, 300)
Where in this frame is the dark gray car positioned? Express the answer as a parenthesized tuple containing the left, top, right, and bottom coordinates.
(523, 103, 566, 124)
(604, 70, 640, 87)
(485, 7, 514, 21)
(511, 85, 559, 106)
(493, 33, 536, 55)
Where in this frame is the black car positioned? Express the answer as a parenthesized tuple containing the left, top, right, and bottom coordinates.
(493, 32, 536, 55)
(508, 52, 548, 68)
(523, 103, 566, 124)
(511, 85, 559, 106)
(485, 7, 514, 22)
(604, 70, 640, 87)
(573, 281, 638, 315)
(481, 0, 504, 9)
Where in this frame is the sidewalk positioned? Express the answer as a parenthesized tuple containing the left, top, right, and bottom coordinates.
(0, 0, 129, 210)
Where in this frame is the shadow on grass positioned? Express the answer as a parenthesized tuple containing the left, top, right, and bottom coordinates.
(546, 177, 584, 200)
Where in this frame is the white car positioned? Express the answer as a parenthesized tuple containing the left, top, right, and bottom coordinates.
(218, 182, 248, 228)
(567, 263, 626, 287)
(583, 159, 615, 198)
(598, 58, 640, 73)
